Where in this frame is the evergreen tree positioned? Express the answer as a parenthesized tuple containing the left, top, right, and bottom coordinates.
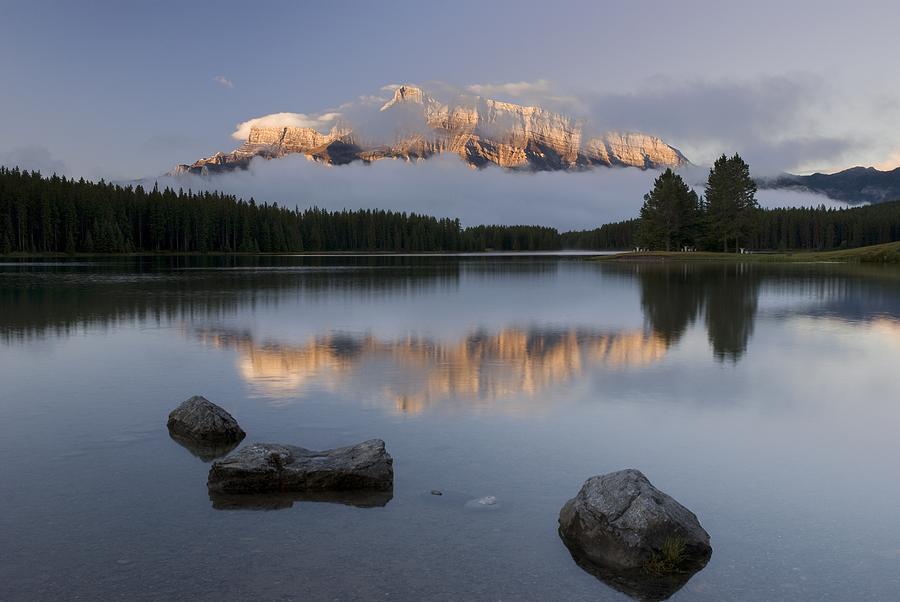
(705, 154, 759, 252)
(637, 168, 700, 251)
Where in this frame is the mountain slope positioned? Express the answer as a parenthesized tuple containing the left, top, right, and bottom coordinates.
(173, 85, 688, 175)
(764, 166, 900, 204)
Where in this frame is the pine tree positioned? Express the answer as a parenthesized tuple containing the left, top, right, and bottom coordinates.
(705, 154, 758, 252)
(637, 168, 700, 251)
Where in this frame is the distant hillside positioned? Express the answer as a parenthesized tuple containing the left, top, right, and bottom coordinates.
(763, 166, 900, 204)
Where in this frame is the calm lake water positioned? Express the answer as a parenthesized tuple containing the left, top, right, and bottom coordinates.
(2, 255, 900, 601)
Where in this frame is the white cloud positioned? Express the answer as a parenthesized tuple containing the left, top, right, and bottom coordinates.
(159, 154, 673, 231)
(466, 80, 551, 98)
(231, 112, 341, 140)
(213, 75, 234, 89)
(157, 154, 845, 231)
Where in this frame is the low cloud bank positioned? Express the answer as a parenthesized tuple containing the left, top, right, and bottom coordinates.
(1, 145, 68, 176)
(154, 155, 844, 231)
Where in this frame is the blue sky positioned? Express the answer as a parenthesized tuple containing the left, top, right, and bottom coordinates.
(2, 0, 900, 181)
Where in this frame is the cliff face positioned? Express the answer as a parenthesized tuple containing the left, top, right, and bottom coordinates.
(172, 85, 688, 175)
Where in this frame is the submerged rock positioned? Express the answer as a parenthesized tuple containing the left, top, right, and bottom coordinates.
(167, 395, 245, 446)
(207, 439, 393, 495)
(558, 469, 711, 600)
(465, 495, 501, 510)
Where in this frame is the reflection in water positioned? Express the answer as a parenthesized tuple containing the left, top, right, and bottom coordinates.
(636, 263, 762, 362)
(193, 327, 668, 410)
(4, 257, 900, 600)
(167, 432, 241, 463)
(209, 489, 393, 510)
(563, 545, 707, 601)
(0, 259, 463, 343)
(3, 258, 898, 370)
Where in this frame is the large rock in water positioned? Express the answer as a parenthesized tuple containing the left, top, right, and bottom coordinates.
(207, 439, 393, 494)
(559, 469, 711, 600)
(167, 395, 246, 445)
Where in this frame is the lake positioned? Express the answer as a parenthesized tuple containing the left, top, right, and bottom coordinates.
(1, 254, 899, 601)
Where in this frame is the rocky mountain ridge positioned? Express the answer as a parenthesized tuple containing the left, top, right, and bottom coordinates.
(173, 85, 688, 175)
(762, 165, 900, 204)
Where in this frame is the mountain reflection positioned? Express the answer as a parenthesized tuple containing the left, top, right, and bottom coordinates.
(192, 327, 668, 410)
(3, 258, 898, 371)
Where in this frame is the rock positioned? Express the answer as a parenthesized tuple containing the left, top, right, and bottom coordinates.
(207, 439, 393, 495)
(558, 469, 711, 600)
(465, 495, 500, 510)
(167, 395, 245, 446)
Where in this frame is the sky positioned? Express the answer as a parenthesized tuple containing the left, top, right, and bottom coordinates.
(1, 0, 899, 226)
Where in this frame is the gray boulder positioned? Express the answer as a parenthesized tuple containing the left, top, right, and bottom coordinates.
(167, 395, 246, 446)
(559, 469, 711, 600)
(207, 439, 393, 495)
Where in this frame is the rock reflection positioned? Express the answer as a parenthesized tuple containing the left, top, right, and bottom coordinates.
(193, 326, 668, 409)
(209, 489, 394, 510)
(564, 546, 707, 601)
(167, 432, 241, 462)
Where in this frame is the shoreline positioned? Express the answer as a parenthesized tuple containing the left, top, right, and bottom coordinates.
(0, 250, 613, 259)
(594, 242, 900, 264)
(1, 242, 899, 263)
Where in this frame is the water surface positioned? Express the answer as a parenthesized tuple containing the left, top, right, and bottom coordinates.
(2, 255, 899, 600)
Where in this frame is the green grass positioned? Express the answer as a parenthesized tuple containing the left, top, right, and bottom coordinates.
(643, 536, 688, 575)
(598, 241, 900, 264)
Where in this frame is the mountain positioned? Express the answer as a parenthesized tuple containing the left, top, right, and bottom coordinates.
(172, 85, 688, 175)
(764, 166, 900, 204)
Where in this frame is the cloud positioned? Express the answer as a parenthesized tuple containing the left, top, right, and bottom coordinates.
(580, 74, 860, 175)
(155, 154, 843, 231)
(213, 75, 234, 89)
(874, 149, 900, 171)
(755, 188, 852, 210)
(0, 145, 68, 175)
(231, 112, 341, 140)
(466, 80, 551, 98)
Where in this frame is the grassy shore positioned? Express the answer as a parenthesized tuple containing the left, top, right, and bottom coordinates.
(597, 241, 900, 264)
(2, 242, 899, 263)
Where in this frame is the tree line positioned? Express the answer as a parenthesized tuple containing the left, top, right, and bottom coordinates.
(0, 167, 559, 254)
(566, 154, 900, 252)
(2, 163, 898, 255)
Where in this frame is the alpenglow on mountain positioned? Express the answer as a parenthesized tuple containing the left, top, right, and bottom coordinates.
(173, 85, 689, 175)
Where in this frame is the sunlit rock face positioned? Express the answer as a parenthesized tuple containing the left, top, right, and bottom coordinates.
(172, 85, 688, 175)
(192, 326, 668, 411)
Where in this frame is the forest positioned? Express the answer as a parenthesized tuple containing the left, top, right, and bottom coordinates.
(1, 165, 898, 254)
(567, 155, 900, 252)
(564, 199, 900, 251)
(0, 168, 559, 253)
